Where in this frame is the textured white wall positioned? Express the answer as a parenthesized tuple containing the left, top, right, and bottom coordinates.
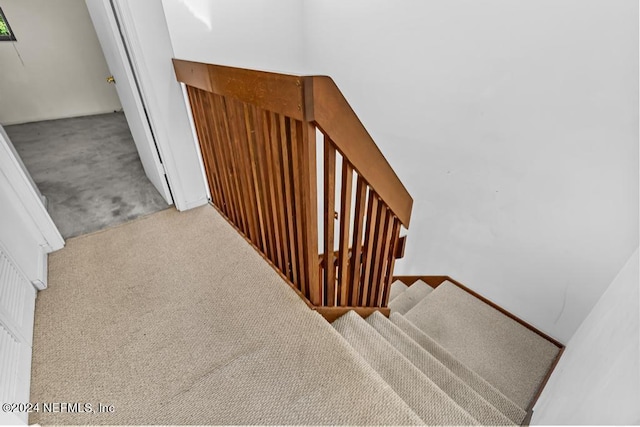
(303, 0, 638, 343)
(532, 248, 640, 425)
(0, 0, 121, 125)
(161, 0, 306, 73)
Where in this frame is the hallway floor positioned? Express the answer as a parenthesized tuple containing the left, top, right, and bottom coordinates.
(30, 205, 420, 425)
(6, 113, 169, 238)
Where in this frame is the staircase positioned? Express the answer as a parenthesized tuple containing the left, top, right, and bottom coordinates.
(332, 279, 562, 425)
(170, 60, 565, 425)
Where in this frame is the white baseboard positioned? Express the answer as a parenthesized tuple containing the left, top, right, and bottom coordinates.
(179, 197, 210, 211)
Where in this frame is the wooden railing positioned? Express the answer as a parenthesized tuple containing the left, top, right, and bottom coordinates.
(173, 60, 413, 317)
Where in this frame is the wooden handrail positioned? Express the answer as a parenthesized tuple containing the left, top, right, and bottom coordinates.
(173, 59, 413, 315)
(174, 60, 412, 225)
(303, 76, 412, 226)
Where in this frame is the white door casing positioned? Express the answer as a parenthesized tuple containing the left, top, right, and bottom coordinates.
(85, 0, 173, 205)
(0, 243, 36, 425)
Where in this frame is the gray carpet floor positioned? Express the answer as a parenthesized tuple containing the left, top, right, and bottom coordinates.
(5, 113, 168, 238)
(30, 205, 422, 425)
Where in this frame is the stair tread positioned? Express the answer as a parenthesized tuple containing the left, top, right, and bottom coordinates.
(403, 281, 561, 409)
(332, 311, 479, 426)
(389, 312, 527, 424)
(389, 280, 409, 302)
(388, 280, 433, 314)
(366, 311, 516, 425)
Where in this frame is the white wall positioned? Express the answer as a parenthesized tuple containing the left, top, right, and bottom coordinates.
(532, 248, 640, 425)
(161, 0, 307, 74)
(303, 0, 639, 342)
(0, 0, 121, 125)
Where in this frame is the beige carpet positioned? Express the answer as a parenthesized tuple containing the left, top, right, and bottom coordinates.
(332, 311, 478, 426)
(365, 312, 515, 425)
(30, 205, 422, 425)
(404, 281, 561, 409)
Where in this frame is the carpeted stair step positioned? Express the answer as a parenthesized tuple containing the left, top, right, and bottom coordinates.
(403, 281, 561, 410)
(390, 312, 527, 424)
(366, 311, 517, 425)
(332, 311, 479, 426)
(388, 280, 433, 314)
(389, 280, 408, 301)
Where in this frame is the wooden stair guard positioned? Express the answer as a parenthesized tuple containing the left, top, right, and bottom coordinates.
(173, 60, 413, 320)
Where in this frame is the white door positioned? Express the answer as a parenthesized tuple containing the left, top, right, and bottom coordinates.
(85, 0, 173, 204)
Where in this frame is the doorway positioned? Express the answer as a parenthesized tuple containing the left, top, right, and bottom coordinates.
(0, 0, 171, 238)
(5, 114, 169, 238)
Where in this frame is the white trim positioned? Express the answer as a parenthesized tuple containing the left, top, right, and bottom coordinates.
(32, 246, 48, 290)
(108, 0, 175, 206)
(0, 127, 64, 252)
(110, 0, 186, 210)
(182, 197, 210, 211)
(87, 0, 174, 205)
(104, 0, 208, 212)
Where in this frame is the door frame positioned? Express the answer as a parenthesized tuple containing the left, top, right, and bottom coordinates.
(0, 127, 63, 256)
(87, 0, 209, 212)
(86, 0, 174, 205)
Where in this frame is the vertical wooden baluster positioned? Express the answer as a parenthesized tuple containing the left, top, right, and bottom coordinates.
(206, 92, 237, 224)
(337, 162, 353, 306)
(279, 115, 299, 288)
(223, 97, 248, 235)
(288, 119, 308, 299)
(260, 111, 279, 268)
(216, 95, 246, 232)
(207, 93, 238, 225)
(299, 120, 321, 306)
(253, 107, 277, 266)
(269, 112, 290, 278)
(232, 100, 260, 246)
(360, 190, 380, 306)
(374, 209, 395, 306)
(349, 177, 367, 306)
(381, 218, 401, 306)
(369, 205, 389, 306)
(243, 104, 267, 253)
(199, 91, 228, 212)
(202, 91, 235, 217)
(232, 100, 255, 240)
(323, 137, 336, 306)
